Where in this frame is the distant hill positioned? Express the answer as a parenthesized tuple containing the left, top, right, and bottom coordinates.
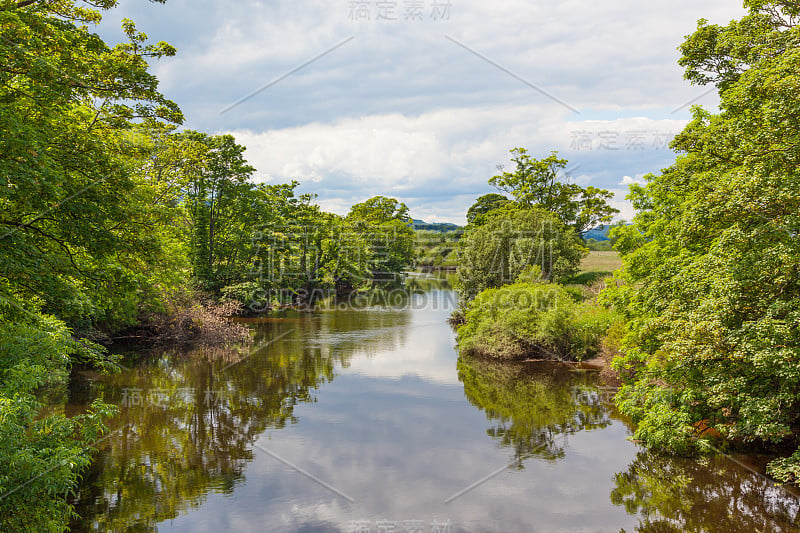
(582, 224, 614, 241)
(412, 219, 462, 232)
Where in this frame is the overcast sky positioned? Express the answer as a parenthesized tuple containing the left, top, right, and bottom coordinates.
(99, 0, 746, 224)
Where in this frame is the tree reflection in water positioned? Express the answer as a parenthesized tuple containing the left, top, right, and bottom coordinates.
(611, 450, 800, 533)
(457, 355, 612, 463)
(68, 295, 415, 532)
(458, 355, 800, 531)
(64, 277, 800, 532)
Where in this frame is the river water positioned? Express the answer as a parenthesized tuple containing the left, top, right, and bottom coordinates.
(66, 276, 800, 532)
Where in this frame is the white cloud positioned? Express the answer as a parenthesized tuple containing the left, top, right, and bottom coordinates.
(229, 108, 685, 223)
(618, 174, 647, 186)
(97, 0, 746, 222)
(608, 188, 638, 222)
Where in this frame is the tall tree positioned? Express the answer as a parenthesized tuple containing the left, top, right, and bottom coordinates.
(455, 206, 585, 301)
(179, 132, 254, 289)
(346, 196, 415, 277)
(608, 1, 800, 482)
(0, 0, 181, 530)
(490, 148, 618, 234)
(346, 195, 411, 224)
(0, 0, 182, 324)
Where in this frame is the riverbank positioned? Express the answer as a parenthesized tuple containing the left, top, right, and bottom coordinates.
(106, 293, 251, 350)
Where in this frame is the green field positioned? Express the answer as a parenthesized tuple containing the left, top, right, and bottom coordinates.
(581, 251, 622, 273)
(569, 251, 622, 285)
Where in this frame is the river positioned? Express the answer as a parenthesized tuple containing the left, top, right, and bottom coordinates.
(65, 276, 800, 532)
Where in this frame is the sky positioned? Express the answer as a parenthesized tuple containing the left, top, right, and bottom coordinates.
(98, 0, 747, 224)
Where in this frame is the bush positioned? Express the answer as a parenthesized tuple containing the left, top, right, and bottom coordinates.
(147, 300, 251, 347)
(221, 282, 270, 312)
(768, 450, 800, 484)
(456, 281, 619, 361)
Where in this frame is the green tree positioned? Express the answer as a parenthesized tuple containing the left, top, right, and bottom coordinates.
(0, 0, 182, 329)
(346, 196, 415, 277)
(466, 193, 511, 225)
(0, 0, 181, 529)
(455, 206, 586, 301)
(179, 132, 255, 289)
(606, 1, 800, 481)
(414, 230, 461, 268)
(347, 195, 410, 223)
(205, 182, 375, 307)
(490, 148, 619, 234)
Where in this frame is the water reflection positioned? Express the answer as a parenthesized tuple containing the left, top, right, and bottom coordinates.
(612, 450, 800, 532)
(68, 281, 440, 532)
(69, 327, 338, 531)
(457, 356, 613, 463)
(64, 279, 800, 532)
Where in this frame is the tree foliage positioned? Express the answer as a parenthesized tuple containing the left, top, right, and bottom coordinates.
(346, 196, 415, 277)
(1, 0, 183, 329)
(457, 279, 618, 361)
(0, 0, 183, 527)
(415, 229, 461, 268)
(455, 207, 586, 301)
(490, 148, 619, 234)
(346, 195, 410, 224)
(607, 1, 800, 481)
(466, 193, 511, 225)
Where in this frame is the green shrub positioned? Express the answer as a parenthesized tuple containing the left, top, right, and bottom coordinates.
(767, 450, 800, 484)
(457, 281, 619, 361)
(220, 282, 269, 312)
